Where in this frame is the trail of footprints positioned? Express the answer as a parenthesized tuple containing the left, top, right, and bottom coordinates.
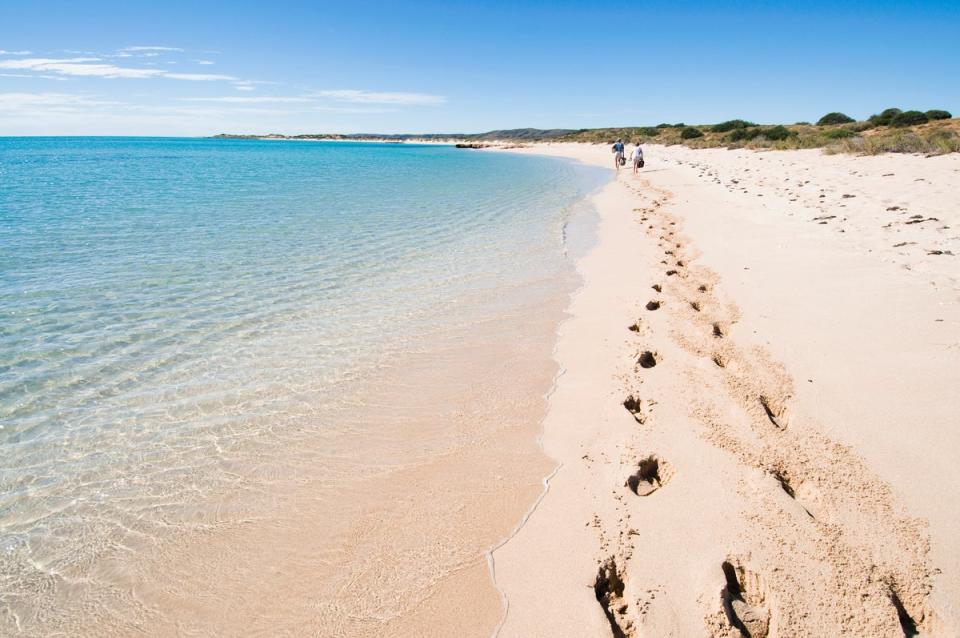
(589, 179, 936, 637)
(676, 153, 957, 284)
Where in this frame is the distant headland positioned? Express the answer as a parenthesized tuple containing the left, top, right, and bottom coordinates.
(214, 108, 959, 155)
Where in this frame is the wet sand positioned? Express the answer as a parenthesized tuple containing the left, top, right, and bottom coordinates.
(6, 277, 575, 637)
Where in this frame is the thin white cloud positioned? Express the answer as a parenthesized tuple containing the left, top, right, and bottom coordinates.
(120, 46, 183, 52)
(0, 92, 119, 110)
(128, 104, 300, 117)
(176, 95, 393, 114)
(231, 80, 279, 91)
(0, 57, 239, 82)
(0, 50, 32, 55)
(0, 57, 163, 78)
(0, 72, 67, 81)
(179, 94, 407, 114)
(196, 60, 215, 65)
(165, 72, 237, 81)
(181, 96, 314, 103)
(313, 106, 396, 114)
(312, 89, 446, 105)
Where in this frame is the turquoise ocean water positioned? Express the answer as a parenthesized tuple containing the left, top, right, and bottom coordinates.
(0, 137, 604, 628)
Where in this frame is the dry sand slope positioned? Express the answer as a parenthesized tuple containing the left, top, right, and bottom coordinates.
(490, 144, 959, 637)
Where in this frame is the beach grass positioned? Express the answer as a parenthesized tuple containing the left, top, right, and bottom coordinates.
(556, 112, 959, 155)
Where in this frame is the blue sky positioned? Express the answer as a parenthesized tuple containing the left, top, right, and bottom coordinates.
(1, 0, 957, 135)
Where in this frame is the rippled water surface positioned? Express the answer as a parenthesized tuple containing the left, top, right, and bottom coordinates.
(0, 137, 604, 630)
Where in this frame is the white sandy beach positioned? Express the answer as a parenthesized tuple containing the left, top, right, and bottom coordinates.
(489, 143, 959, 636)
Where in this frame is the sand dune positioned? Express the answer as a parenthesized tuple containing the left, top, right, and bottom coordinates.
(490, 143, 959, 636)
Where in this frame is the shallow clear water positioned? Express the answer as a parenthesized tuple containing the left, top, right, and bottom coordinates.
(0, 137, 604, 628)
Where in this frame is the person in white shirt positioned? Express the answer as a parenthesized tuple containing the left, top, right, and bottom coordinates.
(630, 143, 644, 174)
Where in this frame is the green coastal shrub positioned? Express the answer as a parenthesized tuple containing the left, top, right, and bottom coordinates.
(680, 126, 704, 139)
(638, 127, 660, 136)
(817, 112, 855, 126)
(725, 125, 796, 144)
(925, 109, 952, 120)
(728, 128, 762, 142)
(795, 121, 811, 126)
(712, 119, 756, 133)
(822, 128, 858, 139)
(763, 125, 793, 141)
(868, 108, 902, 126)
(891, 110, 929, 127)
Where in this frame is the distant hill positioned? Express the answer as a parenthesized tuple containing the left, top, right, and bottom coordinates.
(470, 128, 576, 140)
(213, 128, 576, 142)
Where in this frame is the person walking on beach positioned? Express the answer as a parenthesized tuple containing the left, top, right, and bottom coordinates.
(631, 142, 644, 174)
(612, 139, 625, 171)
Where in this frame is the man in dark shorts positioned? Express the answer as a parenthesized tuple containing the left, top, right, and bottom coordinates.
(612, 139, 625, 170)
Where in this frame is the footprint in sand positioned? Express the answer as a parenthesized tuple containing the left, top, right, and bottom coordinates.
(626, 455, 669, 496)
(623, 395, 645, 424)
(888, 585, 920, 637)
(758, 395, 788, 430)
(646, 300, 662, 311)
(638, 351, 659, 369)
(720, 561, 770, 638)
(594, 558, 631, 637)
(769, 468, 815, 518)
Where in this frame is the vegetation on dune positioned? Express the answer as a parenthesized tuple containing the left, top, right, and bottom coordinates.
(926, 109, 952, 120)
(890, 110, 929, 127)
(868, 108, 902, 126)
(727, 128, 758, 142)
(712, 119, 756, 133)
(816, 112, 855, 125)
(763, 125, 793, 141)
(725, 124, 794, 142)
(822, 128, 858, 139)
(215, 105, 960, 156)
(826, 127, 960, 155)
(547, 104, 959, 155)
